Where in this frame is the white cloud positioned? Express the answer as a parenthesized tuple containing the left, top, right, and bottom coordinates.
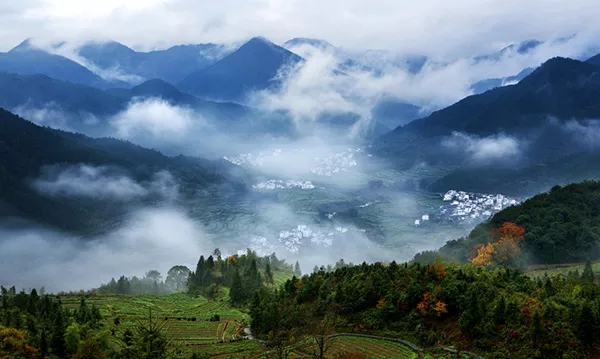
(562, 119, 600, 149)
(13, 103, 100, 131)
(110, 98, 198, 138)
(443, 131, 523, 162)
(2, 0, 600, 59)
(31, 164, 179, 201)
(0, 207, 209, 292)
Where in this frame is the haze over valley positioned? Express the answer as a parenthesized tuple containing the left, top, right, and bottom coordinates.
(2, 1, 600, 294)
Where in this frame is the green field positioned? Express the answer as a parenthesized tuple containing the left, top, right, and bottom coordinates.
(61, 293, 262, 357)
(526, 261, 600, 278)
(60, 294, 478, 359)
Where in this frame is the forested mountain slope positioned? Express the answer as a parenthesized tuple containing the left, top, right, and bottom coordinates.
(0, 108, 246, 234)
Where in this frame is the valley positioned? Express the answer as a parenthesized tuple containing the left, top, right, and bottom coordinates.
(4, 6, 600, 358)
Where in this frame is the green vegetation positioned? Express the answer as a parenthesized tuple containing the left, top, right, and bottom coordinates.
(250, 261, 600, 358)
(426, 181, 600, 265)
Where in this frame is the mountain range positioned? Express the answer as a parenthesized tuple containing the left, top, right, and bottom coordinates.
(2, 33, 600, 224)
(376, 56, 600, 195)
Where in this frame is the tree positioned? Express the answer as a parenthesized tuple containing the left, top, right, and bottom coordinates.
(307, 313, 335, 359)
(265, 328, 297, 359)
(213, 248, 222, 258)
(0, 326, 39, 359)
(72, 336, 107, 359)
(294, 261, 302, 276)
(577, 302, 596, 347)
(581, 260, 594, 282)
(145, 270, 162, 282)
(165, 266, 191, 292)
(230, 269, 245, 305)
(265, 263, 274, 284)
(123, 310, 170, 359)
(471, 222, 525, 266)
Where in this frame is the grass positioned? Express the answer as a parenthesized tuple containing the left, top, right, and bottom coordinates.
(526, 261, 600, 278)
(61, 292, 252, 356)
(328, 336, 418, 359)
(61, 293, 479, 358)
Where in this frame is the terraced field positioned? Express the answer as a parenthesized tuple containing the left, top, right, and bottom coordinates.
(61, 293, 249, 352)
(61, 294, 480, 359)
(328, 336, 418, 359)
(527, 261, 600, 278)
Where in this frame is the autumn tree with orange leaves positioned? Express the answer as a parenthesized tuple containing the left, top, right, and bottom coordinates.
(470, 222, 525, 266)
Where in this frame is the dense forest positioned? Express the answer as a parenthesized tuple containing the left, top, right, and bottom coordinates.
(416, 181, 600, 265)
(250, 260, 600, 359)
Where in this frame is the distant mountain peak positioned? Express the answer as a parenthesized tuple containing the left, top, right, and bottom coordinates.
(9, 38, 35, 53)
(78, 40, 137, 56)
(519, 56, 600, 87)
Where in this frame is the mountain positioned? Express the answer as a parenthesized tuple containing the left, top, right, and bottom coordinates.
(377, 57, 600, 162)
(0, 72, 290, 137)
(587, 53, 600, 66)
(178, 37, 304, 102)
(0, 107, 247, 234)
(0, 40, 119, 89)
(474, 39, 543, 63)
(370, 100, 423, 129)
(470, 67, 535, 94)
(77, 41, 232, 84)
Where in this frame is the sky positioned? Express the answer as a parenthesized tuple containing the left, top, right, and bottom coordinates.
(2, 0, 600, 56)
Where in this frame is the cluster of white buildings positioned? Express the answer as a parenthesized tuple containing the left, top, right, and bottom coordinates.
(223, 148, 283, 167)
(310, 148, 361, 177)
(238, 224, 349, 255)
(252, 180, 315, 190)
(437, 190, 519, 223)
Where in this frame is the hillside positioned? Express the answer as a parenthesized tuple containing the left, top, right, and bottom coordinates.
(77, 41, 232, 84)
(373, 57, 600, 194)
(178, 37, 304, 102)
(379, 57, 600, 145)
(0, 108, 247, 234)
(0, 40, 123, 88)
(0, 73, 292, 138)
(434, 181, 600, 265)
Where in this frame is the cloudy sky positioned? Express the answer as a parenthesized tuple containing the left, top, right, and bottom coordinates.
(2, 0, 600, 56)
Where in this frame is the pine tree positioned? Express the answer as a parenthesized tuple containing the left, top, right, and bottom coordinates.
(582, 259, 595, 282)
(51, 308, 67, 358)
(531, 310, 544, 344)
(294, 261, 302, 276)
(265, 263, 274, 284)
(578, 302, 596, 346)
(194, 256, 205, 289)
(493, 297, 506, 325)
(230, 269, 245, 305)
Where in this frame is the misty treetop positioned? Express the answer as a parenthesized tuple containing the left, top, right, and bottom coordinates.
(93, 249, 293, 306)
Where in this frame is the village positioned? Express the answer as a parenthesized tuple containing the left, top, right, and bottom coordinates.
(223, 147, 362, 177)
(252, 180, 315, 190)
(414, 190, 521, 226)
(239, 224, 351, 256)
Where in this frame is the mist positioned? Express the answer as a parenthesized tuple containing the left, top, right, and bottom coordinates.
(0, 208, 210, 293)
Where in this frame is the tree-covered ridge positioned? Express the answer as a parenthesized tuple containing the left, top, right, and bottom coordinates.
(435, 181, 600, 265)
(94, 250, 297, 306)
(250, 261, 600, 359)
(0, 108, 247, 234)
